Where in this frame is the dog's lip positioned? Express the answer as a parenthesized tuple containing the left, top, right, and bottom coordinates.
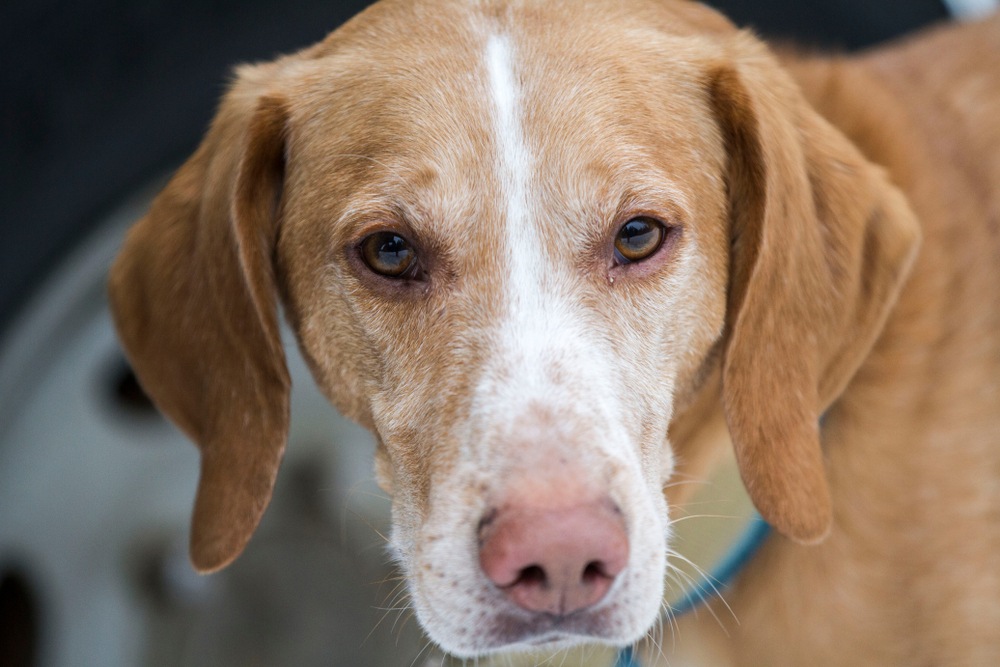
(476, 602, 624, 652)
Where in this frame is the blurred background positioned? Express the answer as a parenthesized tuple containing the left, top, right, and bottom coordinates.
(0, 1, 994, 666)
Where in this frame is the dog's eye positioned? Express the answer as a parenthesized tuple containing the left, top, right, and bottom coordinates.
(614, 217, 664, 263)
(360, 232, 417, 278)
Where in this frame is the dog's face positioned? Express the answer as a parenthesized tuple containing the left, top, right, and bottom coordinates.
(279, 5, 731, 652)
(109, 0, 920, 656)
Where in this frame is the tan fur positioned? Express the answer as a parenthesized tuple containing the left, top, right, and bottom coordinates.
(670, 17, 1000, 666)
(108, 0, 1000, 662)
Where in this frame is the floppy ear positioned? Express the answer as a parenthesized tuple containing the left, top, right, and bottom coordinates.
(108, 80, 291, 572)
(709, 37, 921, 543)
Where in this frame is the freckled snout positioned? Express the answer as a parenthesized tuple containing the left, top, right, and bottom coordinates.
(478, 499, 629, 616)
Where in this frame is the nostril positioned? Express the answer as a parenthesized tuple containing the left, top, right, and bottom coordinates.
(508, 560, 612, 593)
(513, 564, 547, 589)
(582, 560, 610, 583)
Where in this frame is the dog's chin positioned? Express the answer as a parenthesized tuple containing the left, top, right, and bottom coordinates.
(431, 606, 652, 659)
(414, 569, 663, 658)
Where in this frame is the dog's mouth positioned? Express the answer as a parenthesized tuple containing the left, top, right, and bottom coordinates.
(475, 603, 626, 654)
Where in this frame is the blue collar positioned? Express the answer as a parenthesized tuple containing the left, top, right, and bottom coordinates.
(613, 514, 771, 667)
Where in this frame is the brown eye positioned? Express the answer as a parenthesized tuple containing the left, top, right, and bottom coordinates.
(360, 232, 417, 278)
(614, 217, 664, 263)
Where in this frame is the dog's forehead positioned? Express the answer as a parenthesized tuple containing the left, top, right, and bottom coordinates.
(284, 0, 721, 247)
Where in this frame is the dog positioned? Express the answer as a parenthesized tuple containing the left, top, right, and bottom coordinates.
(108, 0, 1000, 663)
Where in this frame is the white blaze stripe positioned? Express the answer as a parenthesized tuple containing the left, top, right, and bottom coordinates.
(483, 33, 612, 407)
(485, 34, 536, 311)
(485, 34, 526, 208)
(485, 34, 549, 376)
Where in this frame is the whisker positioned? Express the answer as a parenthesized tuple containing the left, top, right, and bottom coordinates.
(408, 636, 438, 667)
(664, 554, 738, 633)
(660, 477, 711, 491)
(667, 512, 742, 525)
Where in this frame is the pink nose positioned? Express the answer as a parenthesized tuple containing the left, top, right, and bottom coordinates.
(478, 500, 629, 616)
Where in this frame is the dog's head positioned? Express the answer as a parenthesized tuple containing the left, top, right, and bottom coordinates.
(108, 0, 919, 655)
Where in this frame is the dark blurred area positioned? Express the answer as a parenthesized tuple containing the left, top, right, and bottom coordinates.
(0, 0, 953, 334)
(0, 0, 373, 333)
